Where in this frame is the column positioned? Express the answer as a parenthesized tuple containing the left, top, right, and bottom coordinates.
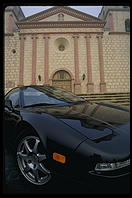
(85, 34, 94, 93)
(43, 35, 50, 85)
(97, 34, 106, 93)
(19, 35, 25, 85)
(31, 35, 37, 85)
(73, 35, 81, 94)
(109, 13, 114, 31)
(8, 14, 13, 33)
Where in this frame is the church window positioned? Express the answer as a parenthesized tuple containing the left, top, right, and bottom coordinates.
(125, 19, 130, 32)
(55, 38, 69, 52)
(58, 13, 64, 21)
(59, 45, 65, 51)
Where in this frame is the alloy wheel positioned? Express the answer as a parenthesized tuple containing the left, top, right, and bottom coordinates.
(17, 135, 52, 185)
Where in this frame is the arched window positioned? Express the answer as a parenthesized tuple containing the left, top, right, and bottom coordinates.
(52, 70, 72, 92)
(58, 13, 64, 21)
(125, 19, 130, 32)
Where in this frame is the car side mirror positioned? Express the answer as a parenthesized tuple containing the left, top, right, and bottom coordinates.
(5, 99, 13, 111)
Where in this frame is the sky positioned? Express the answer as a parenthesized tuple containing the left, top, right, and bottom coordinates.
(20, 6, 102, 18)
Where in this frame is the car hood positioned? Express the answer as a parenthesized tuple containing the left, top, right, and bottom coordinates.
(25, 102, 130, 141)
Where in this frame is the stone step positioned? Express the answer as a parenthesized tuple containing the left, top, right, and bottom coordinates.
(78, 93, 130, 98)
(83, 97, 130, 100)
(96, 102, 130, 107)
(78, 92, 130, 106)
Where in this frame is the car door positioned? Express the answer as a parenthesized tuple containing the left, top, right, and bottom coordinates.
(4, 88, 21, 151)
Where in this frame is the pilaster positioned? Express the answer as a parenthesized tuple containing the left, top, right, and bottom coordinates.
(97, 34, 106, 93)
(43, 35, 50, 84)
(19, 35, 26, 85)
(73, 34, 81, 94)
(85, 34, 94, 93)
(31, 35, 38, 85)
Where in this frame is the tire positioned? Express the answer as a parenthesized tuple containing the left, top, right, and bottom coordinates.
(16, 129, 52, 186)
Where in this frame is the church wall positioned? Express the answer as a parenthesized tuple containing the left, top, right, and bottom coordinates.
(112, 11, 130, 32)
(19, 27, 103, 34)
(4, 30, 130, 94)
(36, 35, 45, 85)
(103, 32, 130, 93)
(4, 7, 130, 95)
(48, 34, 74, 80)
(4, 33, 20, 94)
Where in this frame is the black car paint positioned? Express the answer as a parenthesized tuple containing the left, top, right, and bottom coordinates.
(25, 101, 129, 160)
(4, 86, 130, 181)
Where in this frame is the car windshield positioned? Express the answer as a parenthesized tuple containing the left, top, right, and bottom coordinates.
(23, 86, 85, 107)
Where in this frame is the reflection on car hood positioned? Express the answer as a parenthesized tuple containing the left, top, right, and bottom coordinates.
(26, 102, 130, 141)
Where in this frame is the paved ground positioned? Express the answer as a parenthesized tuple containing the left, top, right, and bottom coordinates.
(3, 151, 130, 194)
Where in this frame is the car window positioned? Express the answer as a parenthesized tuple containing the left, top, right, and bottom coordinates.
(5, 88, 20, 108)
(23, 87, 67, 107)
(22, 86, 85, 107)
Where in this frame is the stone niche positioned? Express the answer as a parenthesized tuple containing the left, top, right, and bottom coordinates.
(54, 38, 69, 52)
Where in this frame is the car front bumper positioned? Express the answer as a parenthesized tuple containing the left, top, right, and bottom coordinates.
(89, 165, 130, 179)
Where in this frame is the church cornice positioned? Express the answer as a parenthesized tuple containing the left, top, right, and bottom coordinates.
(19, 32, 104, 36)
(17, 21, 104, 29)
(19, 6, 103, 23)
(109, 32, 130, 35)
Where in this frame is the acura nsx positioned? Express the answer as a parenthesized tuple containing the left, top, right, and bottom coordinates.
(4, 86, 130, 186)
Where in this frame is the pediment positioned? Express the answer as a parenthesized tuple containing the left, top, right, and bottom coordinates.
(38, 12, 84, 22)
(19, 6, 103, 23)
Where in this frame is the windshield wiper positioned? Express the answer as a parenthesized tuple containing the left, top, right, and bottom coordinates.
(23, 103, 57, 108)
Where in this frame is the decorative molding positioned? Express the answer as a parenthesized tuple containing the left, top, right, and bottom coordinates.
(43, 35, 50, 39)
(19, 32, 104, 36)
(87, 82, 94, 93)
(5, 33, 14, 36)
(18, 6, 104, 24)
(50, 68, 74, 80)
(31, 35, 38, 39)
(109, 32, 130, 35)
(85, 34, 91, 39)
(72, 34, 79, 38)
(19, 36, 26, 40)
(96, 34, 103, 38)
(100, 82, 107, 93)
(17, 21, 104, 29)
(74, 81, 81, 94)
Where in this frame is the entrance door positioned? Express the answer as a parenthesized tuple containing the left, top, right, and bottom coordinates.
(52, 70, 72, 92)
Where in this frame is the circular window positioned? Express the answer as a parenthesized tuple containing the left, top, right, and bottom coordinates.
(59, 45, 65, 51)
(54, 38, 69, 52)
(12, 49, 16, 54)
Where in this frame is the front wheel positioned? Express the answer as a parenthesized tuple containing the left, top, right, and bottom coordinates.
(17, 135, 52, 186)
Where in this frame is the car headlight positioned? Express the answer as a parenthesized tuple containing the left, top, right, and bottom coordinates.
(95, 159, 130, 171)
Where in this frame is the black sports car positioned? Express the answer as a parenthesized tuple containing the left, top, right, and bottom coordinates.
(4, 85, 130, 186)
